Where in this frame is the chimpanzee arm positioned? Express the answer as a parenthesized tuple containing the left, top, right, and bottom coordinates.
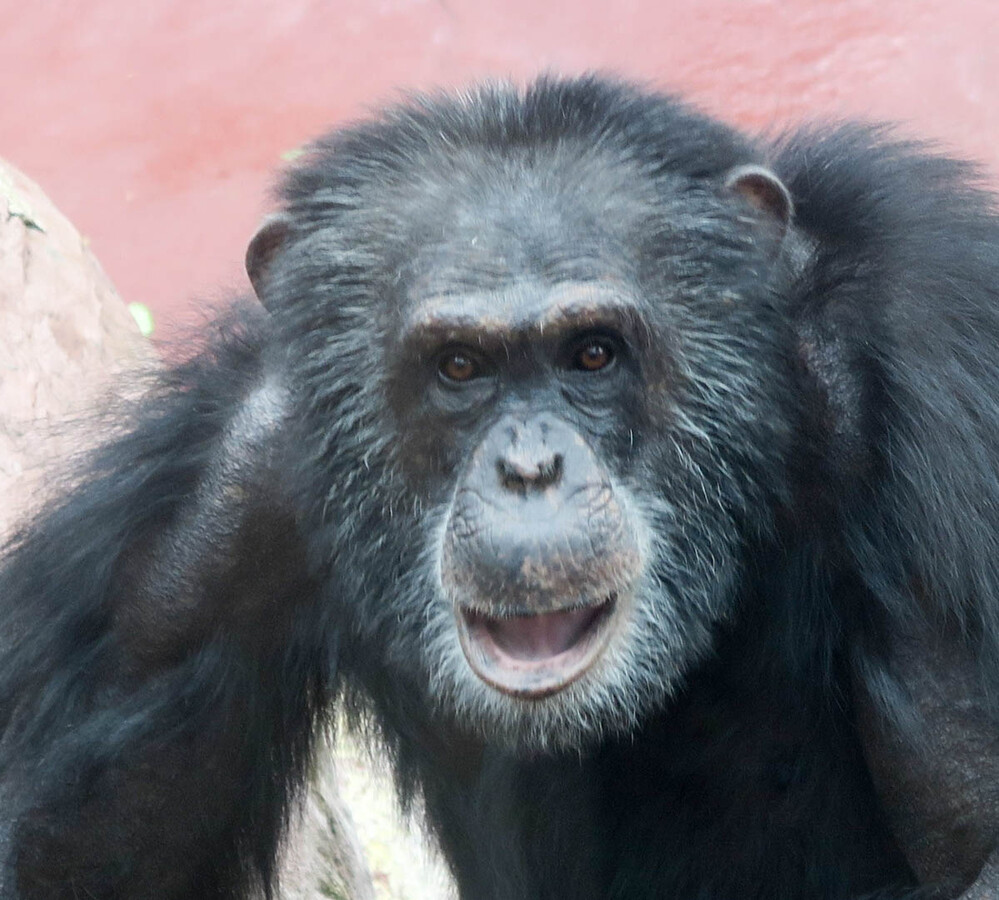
(0, 311, 328, 899)
(853, 618, 999, 899)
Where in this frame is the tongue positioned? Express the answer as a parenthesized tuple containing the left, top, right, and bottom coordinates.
(484, 606, 603, 661)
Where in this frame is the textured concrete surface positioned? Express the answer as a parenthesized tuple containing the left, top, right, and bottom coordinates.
(0, 158, 148, 534)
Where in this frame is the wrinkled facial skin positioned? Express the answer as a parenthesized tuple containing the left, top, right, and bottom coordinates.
(381, 269, 771, 752)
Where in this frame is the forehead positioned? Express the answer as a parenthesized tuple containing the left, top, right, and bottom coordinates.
(376, 142, 661, 295)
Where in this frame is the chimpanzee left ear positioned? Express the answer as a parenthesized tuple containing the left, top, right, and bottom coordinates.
(246, 212, 293, 308)
(724, 164, 794, 244)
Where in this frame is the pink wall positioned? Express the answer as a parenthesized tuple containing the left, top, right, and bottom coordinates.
(2, 0, 997, 332)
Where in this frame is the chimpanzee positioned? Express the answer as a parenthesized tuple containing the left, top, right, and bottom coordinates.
(2, 75, 999, 900)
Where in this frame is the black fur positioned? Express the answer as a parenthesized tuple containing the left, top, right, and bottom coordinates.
(3, 76, 999, 899)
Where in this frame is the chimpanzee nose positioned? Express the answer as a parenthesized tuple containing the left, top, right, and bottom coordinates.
(495, 418, 564, 493)
(497, 454, 564, 491)
(444, 412, 637, 614)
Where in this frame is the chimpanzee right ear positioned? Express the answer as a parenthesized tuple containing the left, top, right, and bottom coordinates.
(246, 213, 293, 308)
(723, 164, 794, 247)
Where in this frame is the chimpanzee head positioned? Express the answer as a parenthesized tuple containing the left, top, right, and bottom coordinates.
(248, 78, 796, 751)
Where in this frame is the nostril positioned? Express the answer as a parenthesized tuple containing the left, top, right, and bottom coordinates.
(496, 459, 528, 493)
(538, 453, 563, 487)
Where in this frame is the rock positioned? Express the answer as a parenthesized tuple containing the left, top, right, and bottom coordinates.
(0, 162, 151, 533)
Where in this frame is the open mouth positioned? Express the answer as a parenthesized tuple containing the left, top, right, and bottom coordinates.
(456, 596, 619, 698)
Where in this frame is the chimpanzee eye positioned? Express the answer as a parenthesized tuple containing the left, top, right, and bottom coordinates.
(438, 350, 480, 383)
(572, 337, 616, 373)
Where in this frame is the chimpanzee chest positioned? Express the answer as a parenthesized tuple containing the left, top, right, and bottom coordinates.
(428, 656, 917, 900)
